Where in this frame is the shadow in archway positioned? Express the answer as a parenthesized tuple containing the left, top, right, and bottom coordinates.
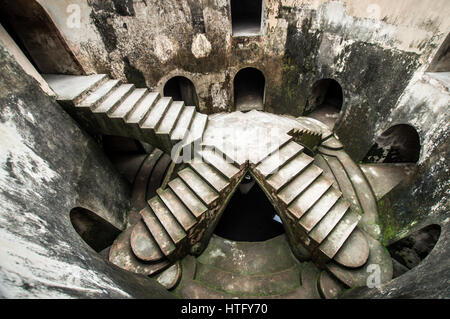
(214, 174, 284, 242)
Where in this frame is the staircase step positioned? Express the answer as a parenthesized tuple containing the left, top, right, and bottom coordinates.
(140, 97, 172, 130)
(148, 196, 186, 246)
(157, 101, 184, 135)
(78, 79, 120, 108)
(256, 141, 304, 178)
(321, 137, 343, 150)
(109, 88, 147, 119)
(267, 152, 314, 191)
(309, 199, 350, 244)
(199, 148, 240, 180)
(126, 92, 159, 124)
(299, 186, 340, 232)
(318, 210, 361, 259)
(314, 154, 340, 190)
(44, 74, 107, 101)
(323, 155, 360, 210)
(326, 232, 393, 288)
(168, 178, 208, 219)
(93, 84, 134, 113)
(171, 106, 196, 142)
(157, 188, 197, 232)
(333, 228, 370, 268)
(178, 168, 219, 208)
(157, 101, 184, 150)
(130, 219, 164, 262)
(318, 271, 344, 299)
(108, 225, 171, 276)
(287, 175, 333, 220)
(278, 164, 323, 205)
(249, 131, 293, 167)
(189, 158, 229, 193)
(184, 112, 208, 146)
(154, 261, 182, 290)
(140, 206, 176, 257)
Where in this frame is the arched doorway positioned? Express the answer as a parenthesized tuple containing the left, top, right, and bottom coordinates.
(214, 173, 284, 242)
(307, 79, 343, 129)
(163, 76, 199, 110)
(233, 67, 265, 112)
(0, 0, 83, 74)
(363, 124, 421, 163)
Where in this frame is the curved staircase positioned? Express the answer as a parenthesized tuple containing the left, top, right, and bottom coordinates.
(46, 74, 395, 296)
(110, 146, 247, 275)
(44, 74, 207, 156)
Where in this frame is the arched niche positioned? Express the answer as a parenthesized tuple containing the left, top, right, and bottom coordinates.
(163, 76, 199, 110)
(233, 67, 265, 112)
(306, 78, 343, 129)
(363, 124, 421, 163)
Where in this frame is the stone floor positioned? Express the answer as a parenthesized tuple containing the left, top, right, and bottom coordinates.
(307, 105, 340, 129)
(173, 234, 327, 299)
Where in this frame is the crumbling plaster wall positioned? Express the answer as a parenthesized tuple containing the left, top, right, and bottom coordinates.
(0, 44, 173, 298)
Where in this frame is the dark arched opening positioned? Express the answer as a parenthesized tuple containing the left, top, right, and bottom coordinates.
(388, 224, 441, 278)
(0, 0, 83, 74)
(307, 79, 343, 129)
(70, 207, 121, 254)
(362, 124, 421, 163)
(234, 67, 265, 111)
(231, 0, 263, 36)
(163, 76, 199, 110)
(214, 174, 284, 242)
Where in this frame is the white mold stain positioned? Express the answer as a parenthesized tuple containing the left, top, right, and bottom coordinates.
(0, 118, 58, 201)
(0, 230, 131, 298)
(191, 33, 212, 59)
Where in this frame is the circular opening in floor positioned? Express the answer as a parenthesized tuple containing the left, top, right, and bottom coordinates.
(214, 174, 285, 242)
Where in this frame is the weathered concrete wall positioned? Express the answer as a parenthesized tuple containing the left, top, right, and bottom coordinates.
(0, 45, 173, 298)
(345, 70, 450, 299)
(376, 71, 449, 242)
(36, 0, 448, 118)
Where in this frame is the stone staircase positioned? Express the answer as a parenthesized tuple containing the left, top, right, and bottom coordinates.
(251, 139, 369, 268)
(314, 139, 380, 239)
(43, 74, 207, 156)
(43, 75, 393, 292)
(109, 146, 247, 275)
